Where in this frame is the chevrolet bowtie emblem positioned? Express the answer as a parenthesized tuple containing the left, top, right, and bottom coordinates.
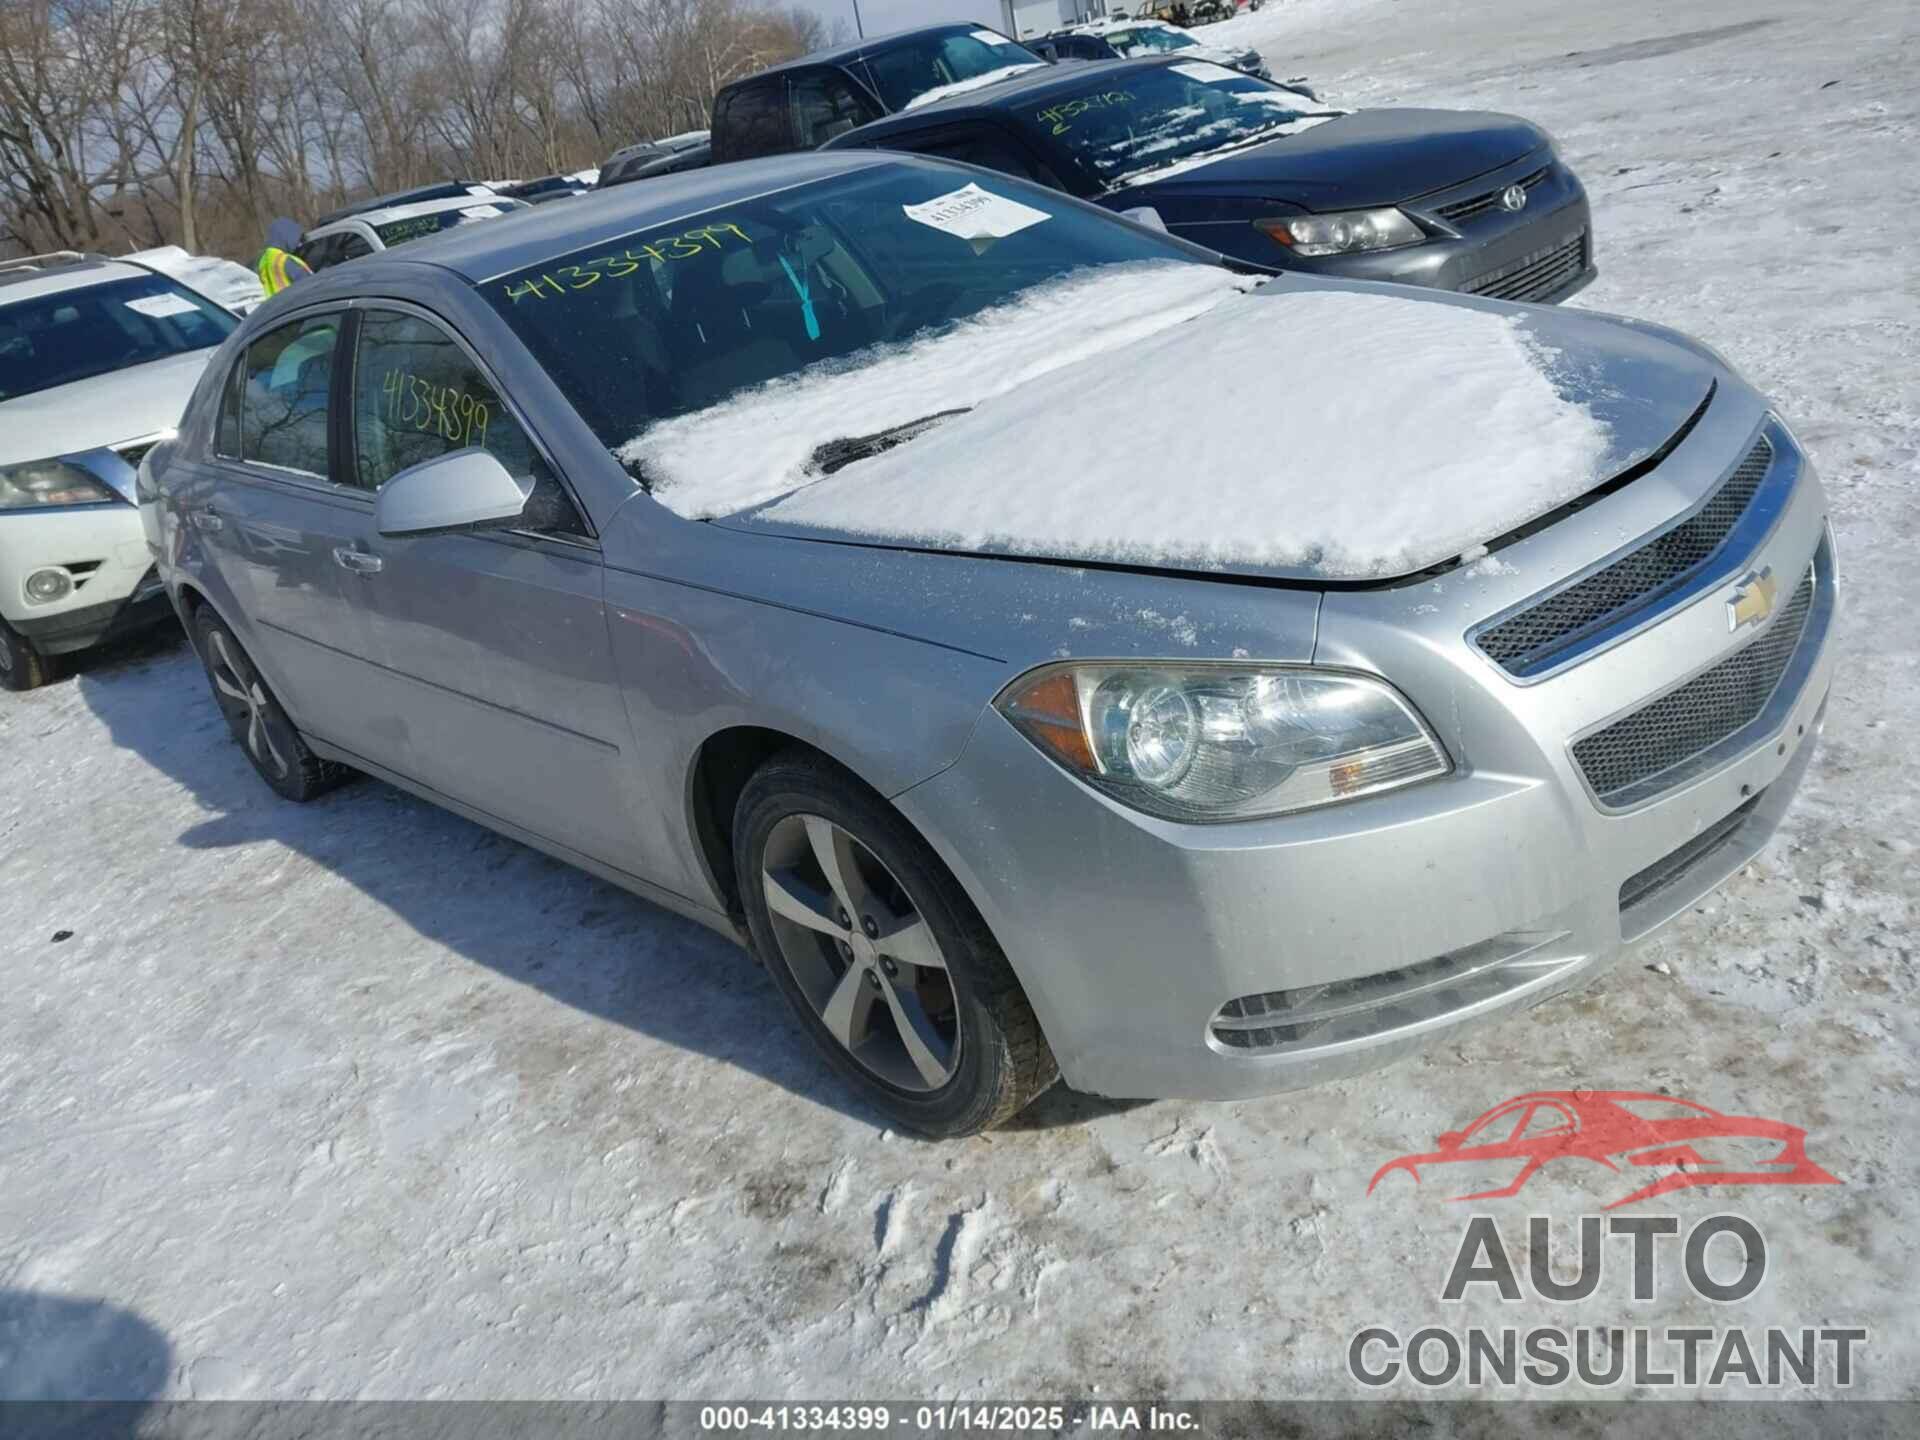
(1727, 567, 1778, 632)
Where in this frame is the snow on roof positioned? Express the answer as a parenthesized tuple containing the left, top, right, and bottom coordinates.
(755, 286, 1612, 577)
(623, 261, 1256, 521)
(125, 246, 264, 312)
(904, 62, 1049, 110)
(358, 194, 527, 226)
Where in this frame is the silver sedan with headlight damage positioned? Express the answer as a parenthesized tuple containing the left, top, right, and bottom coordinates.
(143, 152, 1835, 1135)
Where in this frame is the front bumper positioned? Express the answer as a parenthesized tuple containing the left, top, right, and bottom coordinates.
(1274, 155, 1596, 304)
(0, 502, 169, 654)
(895, 395, 1835, 1101)
(11, 569, 174, 654)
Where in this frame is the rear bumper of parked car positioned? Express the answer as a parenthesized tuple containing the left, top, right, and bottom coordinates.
(1283, 154, 1596, 304)
(895, 413, 1835, 1101)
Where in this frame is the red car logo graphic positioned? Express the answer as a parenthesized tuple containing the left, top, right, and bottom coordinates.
(1368, 1090, 1840, 1210)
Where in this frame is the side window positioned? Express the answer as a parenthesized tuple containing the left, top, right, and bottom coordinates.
(791, 69, 878, 148)
(295, 235, 337, 272)
(1518, 1104, 1574, 1140)
(238, 314, 339, 476)
(714, 79, 792, 162)
(350, 310, 587, 538)
(337, 233, 375, 262)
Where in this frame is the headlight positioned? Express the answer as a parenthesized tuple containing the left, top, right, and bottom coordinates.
(0, 459, 122, 510)
(995, 662, 1451, 821)
(1255, 208, 1424, 258)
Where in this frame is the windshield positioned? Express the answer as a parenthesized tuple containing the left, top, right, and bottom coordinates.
(374, 200, 525, 248)
(1034, 64, 1333, 185)
(858, 29, 1045, 111)
(0, 271, 235, 402)
(485, 163, 1221, 478)
(1105, 26, 1196, 55)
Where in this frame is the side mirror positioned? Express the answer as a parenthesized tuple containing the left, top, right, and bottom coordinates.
(374, 448, 533, 537)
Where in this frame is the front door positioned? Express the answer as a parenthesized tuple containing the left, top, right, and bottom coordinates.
(331, 306, 643, 869)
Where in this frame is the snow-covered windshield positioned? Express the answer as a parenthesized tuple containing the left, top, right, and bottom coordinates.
(857, 28, 1045, 112)
(1035, 64, 1334, 186)
(1103, 25, 1198, 56)
(485, 162, 1236, 497)
(0, 272, 235, 403)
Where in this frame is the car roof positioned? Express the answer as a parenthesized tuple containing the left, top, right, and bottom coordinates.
(842, 56, 1165, 128)
(721, 22, 1017, 86)
(283, 150, 902, 288)
(0, 256, 149, 304)
(311, 193, 529, 235)
(314, 180, 491, 227)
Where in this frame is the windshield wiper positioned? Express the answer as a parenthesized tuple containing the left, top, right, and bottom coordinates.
(807, 408, 971, 476)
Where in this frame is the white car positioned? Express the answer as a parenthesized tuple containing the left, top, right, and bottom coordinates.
(293, 193, 532, 273)
(0, 252, 239, 690)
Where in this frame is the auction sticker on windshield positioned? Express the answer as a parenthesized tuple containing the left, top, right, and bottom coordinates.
(125, 293, 201, 319)
(903, 184, 1050, 252)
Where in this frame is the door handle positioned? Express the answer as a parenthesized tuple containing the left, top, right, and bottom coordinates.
(196, 507, 224, 533)
(332, 547, 384, 575)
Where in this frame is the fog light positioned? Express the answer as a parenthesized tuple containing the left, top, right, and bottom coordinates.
(24, 568, 72, 604)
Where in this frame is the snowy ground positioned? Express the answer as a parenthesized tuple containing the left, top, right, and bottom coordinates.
(2, 0, 1917, 1404)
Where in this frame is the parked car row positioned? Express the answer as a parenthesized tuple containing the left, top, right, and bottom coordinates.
(0, 19, 1836, 1141)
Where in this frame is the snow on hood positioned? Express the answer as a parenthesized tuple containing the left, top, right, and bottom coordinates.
(903, 63, 1048, 110)
(0, 349, 217, 467)
(625, 262, 1258, 519)
(126, 247, 265, 313)
(743, 286, 1620, 579)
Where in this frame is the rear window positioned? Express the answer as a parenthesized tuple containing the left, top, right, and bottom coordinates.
(858, 29, 1044, 112)
(0, 272, 236, 402)
(483, 162, 1209, 465)
(1034, 64, 1332, 185)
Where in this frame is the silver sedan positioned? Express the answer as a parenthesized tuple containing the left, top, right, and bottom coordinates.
(143, 153, 1835, 1134)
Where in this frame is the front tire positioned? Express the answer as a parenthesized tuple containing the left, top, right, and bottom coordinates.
(192, 607, 352, 802)
(0, 617, 59, 692)
(735, 752, 1057, 1136)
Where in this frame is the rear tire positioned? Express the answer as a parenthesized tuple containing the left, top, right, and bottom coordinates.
(192, 607, 353, 802)
(0, 617, 59, 692)
(735, 751, 1057, 1136)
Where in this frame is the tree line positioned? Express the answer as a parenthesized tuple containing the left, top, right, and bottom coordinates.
(0, 0, 831, 261)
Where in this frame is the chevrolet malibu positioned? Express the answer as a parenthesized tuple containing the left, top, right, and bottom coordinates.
(143, 154, 1835, 1134)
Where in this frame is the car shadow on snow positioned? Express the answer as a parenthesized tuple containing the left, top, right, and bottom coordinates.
(76, 649, 1124, 1135)
(0, 1287, 172, 1414)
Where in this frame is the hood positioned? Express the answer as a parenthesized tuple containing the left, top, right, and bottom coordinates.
(722, 280, 1720, 583)
(1128, 108, 1546, 209)
(0, 349, 217, 467)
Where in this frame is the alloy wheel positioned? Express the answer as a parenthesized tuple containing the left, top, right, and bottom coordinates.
(207, 630, 290, 780)
(760, 813, 961, 1092)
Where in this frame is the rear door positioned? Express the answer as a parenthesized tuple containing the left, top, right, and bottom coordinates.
(200, 308, 392, 757)
(332, 304, 642, 868)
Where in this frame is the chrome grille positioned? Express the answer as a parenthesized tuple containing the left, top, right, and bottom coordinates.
(1478, 435, 1774, 675)
(1462, 229, 1589, 302)
(1435, 165, 1551, 224)
(1572, 566, 1815, 805)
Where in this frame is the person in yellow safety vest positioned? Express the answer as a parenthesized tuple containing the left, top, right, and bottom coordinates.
(256, 217, 312, 297)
